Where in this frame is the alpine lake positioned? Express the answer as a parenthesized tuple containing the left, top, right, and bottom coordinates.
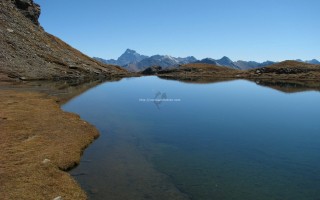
(61, 76, 320, 200)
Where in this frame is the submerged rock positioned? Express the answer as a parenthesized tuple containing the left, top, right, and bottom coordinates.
(53, 196, 63, 200)
(42, 158, 51, 164)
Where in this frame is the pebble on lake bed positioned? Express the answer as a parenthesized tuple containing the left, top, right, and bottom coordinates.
(42, 159, 51, 164)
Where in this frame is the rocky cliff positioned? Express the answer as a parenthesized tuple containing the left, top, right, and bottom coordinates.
(0, 0, 128, 81)
(12, 0, 41, 26)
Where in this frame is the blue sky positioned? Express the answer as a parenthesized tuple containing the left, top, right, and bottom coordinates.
(35, 0, 319, 62)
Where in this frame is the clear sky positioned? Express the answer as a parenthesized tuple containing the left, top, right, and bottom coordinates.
(35, 0, 319, 62)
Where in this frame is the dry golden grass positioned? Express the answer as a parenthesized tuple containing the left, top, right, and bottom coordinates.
(262, 60, 320, 70)
(157, 63, 239, 81)
(157, 61, 320, 83)
(245, 61, 320, 81)
(0, 90, 99, 200)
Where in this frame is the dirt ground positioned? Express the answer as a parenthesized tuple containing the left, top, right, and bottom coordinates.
(0, 89, 99, 200)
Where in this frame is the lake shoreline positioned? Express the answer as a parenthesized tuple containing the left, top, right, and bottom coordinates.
(64, 76, 320, 200)
(1, 73, 320, 199)
(0, 82, 100, 199)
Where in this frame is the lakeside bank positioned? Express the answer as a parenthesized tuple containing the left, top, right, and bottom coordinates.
(0, 88, 99, 200)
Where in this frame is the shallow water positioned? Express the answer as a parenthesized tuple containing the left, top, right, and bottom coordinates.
(63, 76, 320, 200)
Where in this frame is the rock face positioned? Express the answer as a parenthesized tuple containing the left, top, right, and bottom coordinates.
(117, 49, 149, 66)
(13, 0, 41, 25)
(94, 49, 148, 67)
(0, 0, 128, 81)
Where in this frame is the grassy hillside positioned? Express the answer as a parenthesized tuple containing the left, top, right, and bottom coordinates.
(246, 60, 320, 80)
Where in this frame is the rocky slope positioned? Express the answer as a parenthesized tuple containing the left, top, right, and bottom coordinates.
(0, 0, 128, 81)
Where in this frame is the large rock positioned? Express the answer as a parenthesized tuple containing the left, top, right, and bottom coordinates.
(13, 0, 41, 25)
(142, 66, 162, 75)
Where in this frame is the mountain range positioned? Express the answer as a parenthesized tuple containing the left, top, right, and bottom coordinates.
(94, 49, 320, 72)
(94, 49, 197, 72)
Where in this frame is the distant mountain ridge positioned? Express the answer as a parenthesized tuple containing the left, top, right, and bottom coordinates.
(297, 59, 320, 65)
(195, 56, 240, 69)
(94, 49, 197, 72)
(93, 49, 147, 66)
(124, 55, 198, 71)
(94, 49, 320, 72)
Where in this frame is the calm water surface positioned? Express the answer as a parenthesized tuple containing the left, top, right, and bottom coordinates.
(62, 77, 320, 200)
